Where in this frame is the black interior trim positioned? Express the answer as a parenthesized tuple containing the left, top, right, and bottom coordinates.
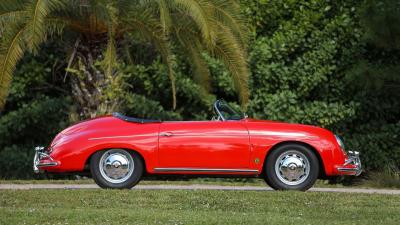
(112, 112, 161, 123)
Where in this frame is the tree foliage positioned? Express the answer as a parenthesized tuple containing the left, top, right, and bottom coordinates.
(241, 0, 400, 171)
(1, 0, 399, 178)
(0, 0, 250, 113)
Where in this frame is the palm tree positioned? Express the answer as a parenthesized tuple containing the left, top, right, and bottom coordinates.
(0, 0, 249, 117)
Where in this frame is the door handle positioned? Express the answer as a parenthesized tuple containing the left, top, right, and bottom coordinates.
(160, 132, 173, 137)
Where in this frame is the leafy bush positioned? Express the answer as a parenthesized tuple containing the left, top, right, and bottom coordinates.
(0, 49, 70, 179)
(243, 0, 399, 172)
(346, 123, 400, 171)
(0, 97, 70, 178)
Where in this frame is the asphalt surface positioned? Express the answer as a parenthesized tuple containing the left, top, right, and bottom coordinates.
(0, 184, 399, 194)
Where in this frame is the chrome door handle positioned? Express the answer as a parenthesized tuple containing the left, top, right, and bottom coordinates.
(160, 132, 173, 137)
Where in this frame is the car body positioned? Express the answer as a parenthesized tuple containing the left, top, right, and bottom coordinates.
(34, 100, 361, 190)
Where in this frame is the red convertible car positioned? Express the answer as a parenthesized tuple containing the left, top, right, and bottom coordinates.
(34, 100, 361, 190)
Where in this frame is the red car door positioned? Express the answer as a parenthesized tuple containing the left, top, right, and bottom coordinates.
(157, 121, 250, 169)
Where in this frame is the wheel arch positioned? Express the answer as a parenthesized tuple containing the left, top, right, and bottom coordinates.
(262, 141, 326, 178)
(84, 148, 147, 174)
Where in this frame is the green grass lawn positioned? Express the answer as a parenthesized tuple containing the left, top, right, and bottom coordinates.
(0, 178, 386, 189)
(0, 178, 350, 188)
(0, 189, 399, 224)
(0, 178, 267, 186)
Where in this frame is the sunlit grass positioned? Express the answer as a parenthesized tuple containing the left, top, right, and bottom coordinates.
(0, 189, 399, 224)
(0, 177, 389, 188)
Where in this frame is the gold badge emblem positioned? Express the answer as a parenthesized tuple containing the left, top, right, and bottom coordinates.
(254, 158, 260, 164)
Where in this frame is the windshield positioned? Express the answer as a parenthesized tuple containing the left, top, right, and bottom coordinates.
(214, 100, 244, 121)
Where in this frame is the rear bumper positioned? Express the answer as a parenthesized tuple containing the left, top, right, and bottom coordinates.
(336, 151, 362, 176)
(33, 146, 59, 173)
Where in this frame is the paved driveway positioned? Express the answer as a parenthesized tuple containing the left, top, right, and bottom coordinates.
(1, 184, 399, 194)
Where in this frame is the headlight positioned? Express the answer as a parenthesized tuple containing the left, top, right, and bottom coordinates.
(335, 135, 346, 153)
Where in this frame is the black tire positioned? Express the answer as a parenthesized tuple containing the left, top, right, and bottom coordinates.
(264, 144, 319, 191)
(90, 149, 143, 189)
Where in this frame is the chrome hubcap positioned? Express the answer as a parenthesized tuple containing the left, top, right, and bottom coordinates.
(275, 150, 310, 186)
(99, 149, 134, 184)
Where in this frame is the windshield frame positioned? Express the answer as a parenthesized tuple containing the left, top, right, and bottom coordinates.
(213, 100, 245, 121)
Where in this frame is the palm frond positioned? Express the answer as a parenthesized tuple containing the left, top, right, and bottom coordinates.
(124, 10, 177, 109)
(0, 1, 28, 35)
(175, 25, 211, 91)
(209, 0, 249, 50)
(24, 0, 66, 53)
(0, 24, 27, 110)
(173, 0, 216, 48)
(44, 18, 67, 37)
(158, 0, 172, 33)
(212, 22, 249, 107)
(0, 10, 27, 28)
(188, 46, 212, 91)
(170, 3, 249, 106)
(0, 0, 26, 13)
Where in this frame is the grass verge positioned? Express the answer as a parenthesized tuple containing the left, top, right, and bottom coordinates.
(0, 178, 378, 188)
(0, 178, 348, 188)
(0, 189, 399, 224)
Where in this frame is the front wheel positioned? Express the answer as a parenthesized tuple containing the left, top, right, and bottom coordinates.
(264, 144, 319, 191)
(90, 149, 143, 189)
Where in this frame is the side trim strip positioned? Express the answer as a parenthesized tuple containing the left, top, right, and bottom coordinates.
(154, 168, 259, 173)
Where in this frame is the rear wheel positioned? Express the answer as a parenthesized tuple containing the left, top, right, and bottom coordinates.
(264, 144, 319, 191)
(90, 149, 143, 189)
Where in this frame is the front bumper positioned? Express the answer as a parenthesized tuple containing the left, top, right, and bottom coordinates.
(337, 151, 362, 176)
(33, 146, 58, 173)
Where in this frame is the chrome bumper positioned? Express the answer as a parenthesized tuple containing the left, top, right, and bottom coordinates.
(337, 151, 362, 176)
(33, 146, 58, 173)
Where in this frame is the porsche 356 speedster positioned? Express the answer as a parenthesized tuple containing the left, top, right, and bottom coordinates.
(34, 100, 361, 190)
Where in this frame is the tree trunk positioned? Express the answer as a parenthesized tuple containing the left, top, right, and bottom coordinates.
(67, 37, 119, 119)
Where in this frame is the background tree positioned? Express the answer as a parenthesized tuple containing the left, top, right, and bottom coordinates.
(0, 0, 250, 118)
